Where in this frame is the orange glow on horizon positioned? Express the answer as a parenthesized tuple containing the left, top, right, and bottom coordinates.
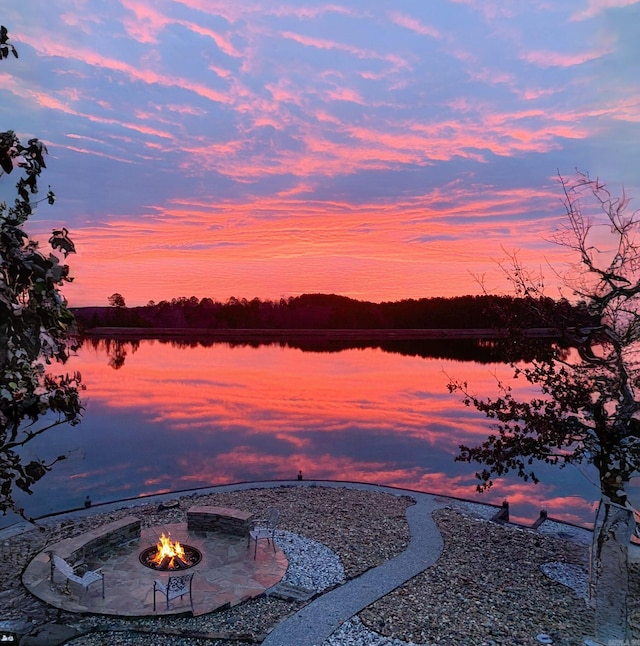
(53, 183, 574, 307)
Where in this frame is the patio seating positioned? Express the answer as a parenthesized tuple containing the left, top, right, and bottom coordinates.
(247, 507, 279, 558)
(51, 553, 104, 598)
(153, 573, 194, 611)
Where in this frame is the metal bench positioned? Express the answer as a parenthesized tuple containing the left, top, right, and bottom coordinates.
(50, 553, 105, 598)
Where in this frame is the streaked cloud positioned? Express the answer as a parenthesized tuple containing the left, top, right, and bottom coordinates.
(0, 0, 636, 305)
(388, 11, 442, 39)
(521, 46, 612, 68)
(571, 0, 640, 20)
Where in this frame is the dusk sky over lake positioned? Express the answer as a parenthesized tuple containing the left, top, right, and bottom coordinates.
(2, 1, 639, 307)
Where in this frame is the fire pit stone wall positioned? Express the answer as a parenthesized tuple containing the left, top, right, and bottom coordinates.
(187, 506, 254, 537)
(67, 517, 141, 565)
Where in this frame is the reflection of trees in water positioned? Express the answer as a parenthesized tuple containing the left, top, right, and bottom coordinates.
(84, 338, 140, 369)
(279, 338, 564, 363)
(80, 335, 560, 366)
(108, 343, 126, 370)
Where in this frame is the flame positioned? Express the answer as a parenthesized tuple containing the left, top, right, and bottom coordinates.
(150, 533, 186, 568)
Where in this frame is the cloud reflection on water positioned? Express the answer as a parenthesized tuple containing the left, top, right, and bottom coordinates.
(10, 338, 599, 528)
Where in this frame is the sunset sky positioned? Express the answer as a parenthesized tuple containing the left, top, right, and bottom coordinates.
(2, 0, 639, 307)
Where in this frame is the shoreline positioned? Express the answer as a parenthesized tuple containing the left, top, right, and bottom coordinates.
(0, 478, 589, 537)
(80, 327, 562, 341)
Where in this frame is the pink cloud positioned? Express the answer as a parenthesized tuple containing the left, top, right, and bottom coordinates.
(170, 0, 360, 27)
(281, 31, 370, 56)
(520, 87, 560, 101)
(267, 4, 362, 20)
(7, 0, 629, 327)
(280, 30, 410, 71)
(521, 47, 611, 68)
(265, 80, 306, 107)
(17, 33, 233, 108)
(326, 87, 365, 104)
(59, 8, 104, 33)
(182, 21, 241, 58)
(446, 0, 530, 21)
(470, 67, 516, 87)
(208, 63, 233, 80)
(275, 182, 315, 197)
(120, 0, 241, 56)
(16, 91, 177, 151)
(169, 0, 244, 23)
(388, 11, 441, 39)
(57, 171, 573, 309)
(313, 109, 342, 125)
(64, 146, 135, 164)
(571, 0, 640, 20)
(609, 94, 640, 123)
(119, 0, 170, 44)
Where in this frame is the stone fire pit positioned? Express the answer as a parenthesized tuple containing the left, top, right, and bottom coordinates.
(139, 533, 203, 570)
(22, 512, 287, 617)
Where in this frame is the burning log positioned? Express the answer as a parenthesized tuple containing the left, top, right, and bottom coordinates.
(139, 533, 202, 571)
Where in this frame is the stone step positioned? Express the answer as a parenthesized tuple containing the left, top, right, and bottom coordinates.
(267, 582, 315, 602)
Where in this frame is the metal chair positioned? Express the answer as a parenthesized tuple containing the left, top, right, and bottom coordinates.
(247, 507, 279, 558)
(153, 573, 194, 611)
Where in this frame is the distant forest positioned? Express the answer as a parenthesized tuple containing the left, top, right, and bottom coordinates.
(73, 293, 592, 332)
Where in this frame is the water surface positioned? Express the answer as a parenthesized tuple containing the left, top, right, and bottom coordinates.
(10, 338, 599, 528)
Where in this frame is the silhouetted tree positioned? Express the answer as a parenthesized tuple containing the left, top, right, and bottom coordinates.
(448, 171, 640, 642)
(0, 28, 82, 518)
(108, 292, 126, 308)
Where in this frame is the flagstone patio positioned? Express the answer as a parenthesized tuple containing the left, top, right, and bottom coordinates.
(22, 521, 288, 617)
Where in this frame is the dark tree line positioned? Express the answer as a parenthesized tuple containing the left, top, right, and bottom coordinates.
(74, 292, 593, 332)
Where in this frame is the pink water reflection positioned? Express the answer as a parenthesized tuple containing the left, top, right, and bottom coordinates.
(34, 339, 599, 527)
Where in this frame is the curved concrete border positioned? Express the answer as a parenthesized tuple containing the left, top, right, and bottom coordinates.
(2, 479, 487, 538)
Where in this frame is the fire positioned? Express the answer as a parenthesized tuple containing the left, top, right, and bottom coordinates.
(151, 533, 186, 569)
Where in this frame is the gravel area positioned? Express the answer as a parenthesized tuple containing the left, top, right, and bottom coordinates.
(2, 485, 638, 645)
(275, 529, 345, 591)
(360, 508, 595, 646)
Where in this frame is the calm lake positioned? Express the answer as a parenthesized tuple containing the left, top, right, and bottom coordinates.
(7, 337, 601, 529)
